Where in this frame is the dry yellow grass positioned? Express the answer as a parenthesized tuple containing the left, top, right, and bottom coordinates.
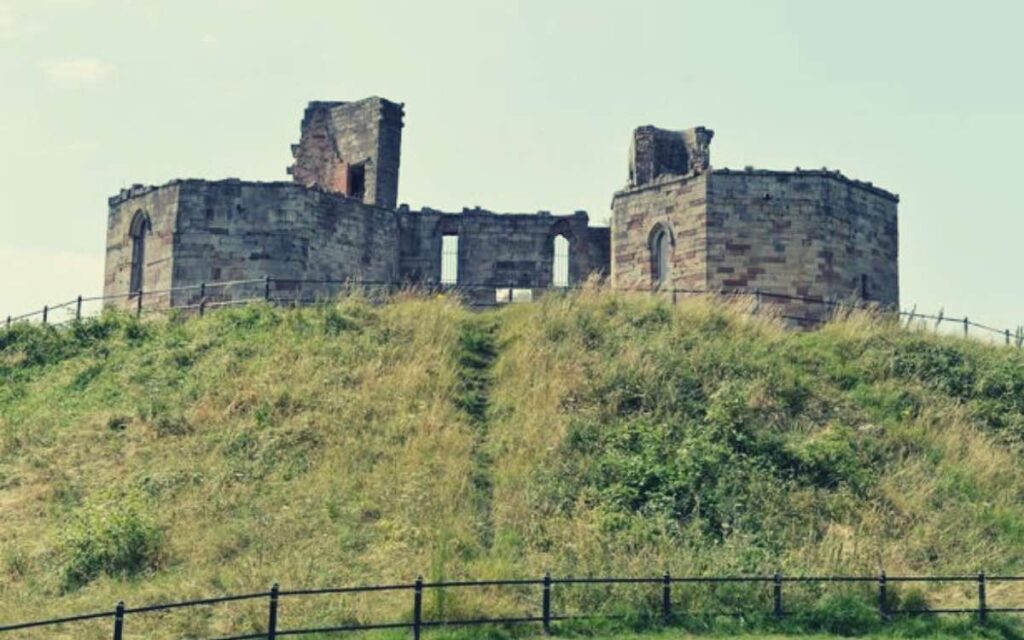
(1, 290, 1023, 638)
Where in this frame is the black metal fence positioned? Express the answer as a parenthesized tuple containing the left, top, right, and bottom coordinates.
(1, 572, 1022, 639)
(3, 276, 1023, 347)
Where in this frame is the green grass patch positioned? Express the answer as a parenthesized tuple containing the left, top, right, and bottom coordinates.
(2, 291, 1024, 638)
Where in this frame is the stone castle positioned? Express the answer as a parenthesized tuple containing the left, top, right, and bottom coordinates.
(104, 97, 899, 317)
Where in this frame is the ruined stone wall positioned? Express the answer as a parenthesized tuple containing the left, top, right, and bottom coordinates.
(610, 173, 709, 292)
(169, 180, 399, 305)
(288, 98, 404, 209)
(397, 208, 608, 302)
(104, 184, 180, 307)
(706, 169, 899, 318)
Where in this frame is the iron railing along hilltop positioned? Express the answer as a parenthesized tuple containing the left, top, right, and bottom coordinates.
(3, 276, 1023, 347)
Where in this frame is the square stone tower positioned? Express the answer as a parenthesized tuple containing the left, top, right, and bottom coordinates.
(288, 97, 405, 209)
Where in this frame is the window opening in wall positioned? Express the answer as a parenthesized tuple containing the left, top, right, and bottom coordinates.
(441, 234, 459, 285)
(495, 288, 534, 304)
(129, 212, 151, 295)
(347, 163, 366, 200)
(651, 226, 671, 286)
(552, 234, 570, 288)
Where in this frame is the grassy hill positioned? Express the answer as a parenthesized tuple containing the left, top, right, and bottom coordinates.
(3, 290, 1024, 639)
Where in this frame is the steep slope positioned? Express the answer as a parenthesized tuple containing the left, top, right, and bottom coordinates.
(2, 291, 1024, 638)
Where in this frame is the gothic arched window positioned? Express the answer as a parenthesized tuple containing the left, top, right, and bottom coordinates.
(649, 224, 672, 287)
(129, 211, 152, 295)
(552, 234, 570, 288)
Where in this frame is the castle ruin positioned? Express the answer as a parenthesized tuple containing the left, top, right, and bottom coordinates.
(104, 97, 899, 318)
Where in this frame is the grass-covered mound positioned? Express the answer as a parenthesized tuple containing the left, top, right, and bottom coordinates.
(2, 290, 1024, 638)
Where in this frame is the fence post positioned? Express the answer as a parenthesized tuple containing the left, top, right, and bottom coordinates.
(1007, 329, 1012, 346)
(878, 572, 888, 622)
(112, 601, 125, 640)
(5, 316, 10, 329)
(978, 572, 987, 625)
(935, 308, 944, 332)
(136, 289, 143, 318)
(662, 571, 671, 624)
(905, 305, 916, 327)
(413, 576, 423, 640)
(754, 288, 761, 315)
(76, 295, 83, 321)
(773, 572, 783, 619)
(199, 300, 206, 318)
(42, 305, 48, 325)
(964, 317, 969, 338)
(264, 275, 271, 302)
(267, 583, 279, 640)
(542, 571, 552, 635)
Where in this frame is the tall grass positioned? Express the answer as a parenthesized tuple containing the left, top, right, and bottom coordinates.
(2, 290, 1024, 638)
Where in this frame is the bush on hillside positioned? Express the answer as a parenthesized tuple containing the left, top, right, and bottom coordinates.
(58, 495, 163, 591)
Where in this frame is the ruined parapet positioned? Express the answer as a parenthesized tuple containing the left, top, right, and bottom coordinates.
(288, 97, 405, 209)
(628, 125, 714, 187)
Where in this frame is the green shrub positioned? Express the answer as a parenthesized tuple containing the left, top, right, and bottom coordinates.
(58, 496, 163, 591)
(801, 592, 881, 636)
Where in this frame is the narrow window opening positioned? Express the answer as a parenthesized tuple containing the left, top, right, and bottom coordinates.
(651, 226, 671, 286)
(347, 163, 366, 200)
(129, 212, 151, 295)
(441, 234, 459, 285)
(552, 234, 570, 288)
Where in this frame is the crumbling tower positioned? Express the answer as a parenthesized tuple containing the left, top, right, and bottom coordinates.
(288, 97, 405, 209)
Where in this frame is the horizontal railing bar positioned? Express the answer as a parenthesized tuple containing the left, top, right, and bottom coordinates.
(10, 309, 45, 321)
(201, 278, 266, 288)
(671, 576, 774, 583)
(891, 608, 980, 614)
(421, 579, 544, 588)
(279, 584, 413, 597)
(209, 632, 272, 640)
(886, 576, 977, 582)
(0, 609, 113, 631)
(969, 320, 1003, 333)
(275, 621, 412, 636)
(780, 576, 880, 583)
(124, 591, 270, 613)
(556, 576, 664, 585)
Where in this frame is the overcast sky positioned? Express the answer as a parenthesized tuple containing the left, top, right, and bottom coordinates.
(2, 0, 1023, 333)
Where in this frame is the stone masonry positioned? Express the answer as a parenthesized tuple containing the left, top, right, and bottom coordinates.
(104, 98, 898, 321)
(611, 125, 899, 320)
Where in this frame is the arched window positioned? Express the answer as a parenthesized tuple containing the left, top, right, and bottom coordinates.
(649, 224, 672, 287)
(441, 233, 459, 285)
(129, 211, 152, 295)
(552, 234, 570, 288)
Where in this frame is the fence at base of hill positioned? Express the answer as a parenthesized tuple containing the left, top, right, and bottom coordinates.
(1, 572, 1021, 639)
(3, 276, 1023, 347)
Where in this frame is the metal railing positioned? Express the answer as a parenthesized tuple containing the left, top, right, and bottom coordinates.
(3, 276, 1023, 347)
(1, 571, 1021, 638)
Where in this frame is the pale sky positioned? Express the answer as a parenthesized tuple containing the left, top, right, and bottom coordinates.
(2, 0, 1023, 332)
